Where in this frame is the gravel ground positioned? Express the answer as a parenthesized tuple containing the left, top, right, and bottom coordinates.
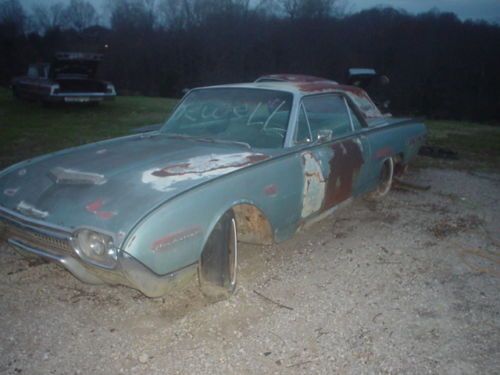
(1, 167, 499, 375)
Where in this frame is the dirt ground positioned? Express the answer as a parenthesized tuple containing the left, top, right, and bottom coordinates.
(1, 166, 499, 375)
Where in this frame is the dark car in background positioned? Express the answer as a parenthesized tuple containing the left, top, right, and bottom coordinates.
(11, 52, 116, 105)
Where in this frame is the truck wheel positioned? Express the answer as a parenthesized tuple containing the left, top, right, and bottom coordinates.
(366, 157, 394, 200)
(198, 210, 238, 301)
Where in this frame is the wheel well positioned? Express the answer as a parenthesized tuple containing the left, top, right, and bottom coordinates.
(232, 204, 273, 245)
(393, 152, 406, 177)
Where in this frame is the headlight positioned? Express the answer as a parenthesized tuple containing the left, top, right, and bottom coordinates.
(72, 229, 117, 268)
(51, 84, 60, 95)
(106, 83, 116, 94)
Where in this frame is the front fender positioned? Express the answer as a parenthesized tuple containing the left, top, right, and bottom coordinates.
(121, 154, 302, 275)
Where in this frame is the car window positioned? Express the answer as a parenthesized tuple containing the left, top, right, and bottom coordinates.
(161, 88, 293, 149)
(347, 101, 364, 129)
(37, 65, 47, 79)
(27, 65, 38, 78)
(302, 94, 353, 139)
(345, 91, 382, 118)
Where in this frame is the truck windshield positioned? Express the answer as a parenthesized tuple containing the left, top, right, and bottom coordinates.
(160, 88, 293, 148)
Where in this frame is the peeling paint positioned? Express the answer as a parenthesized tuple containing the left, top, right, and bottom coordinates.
(18, 169, 26, 176)
(301, 152, 326, 218)
(151, 227, 201, 252)
(258, 74, 337, 83)
(85, 199, 115, 220)
(264, 184, 278, 196)
(143, 152, 268, 192)
(86, 199, 103, 212)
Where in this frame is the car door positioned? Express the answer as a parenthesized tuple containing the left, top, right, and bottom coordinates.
(292, 93, 371, 219)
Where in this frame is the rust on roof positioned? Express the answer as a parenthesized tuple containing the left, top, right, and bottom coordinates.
(258, 74, 335, 83)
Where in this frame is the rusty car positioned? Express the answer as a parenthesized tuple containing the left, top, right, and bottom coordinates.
(11, 52, 116, 105)
(0, 80, 426, 299)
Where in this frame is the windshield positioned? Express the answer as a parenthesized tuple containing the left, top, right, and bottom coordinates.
(160, 88, 293, 148)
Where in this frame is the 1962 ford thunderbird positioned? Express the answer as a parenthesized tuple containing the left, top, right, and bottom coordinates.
(0, 80, 426, 299)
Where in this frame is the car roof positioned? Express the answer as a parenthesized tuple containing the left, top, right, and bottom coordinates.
(255, 73, 337, 83)
(199, 81, 368, 98)
(195, 81, 384, 118)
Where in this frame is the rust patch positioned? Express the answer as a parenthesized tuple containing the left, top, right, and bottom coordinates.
(152, 154, 268, 178)
(260, 74, 334, 82)
(151, 227, 202, 252)
(233, 204, 273, 245)
(295, 82, 365, 95)
(323, 140, 364, 209)
(152, 163, 191, 177)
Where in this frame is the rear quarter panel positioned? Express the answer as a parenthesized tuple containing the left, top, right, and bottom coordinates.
(360, 119, 426, 188)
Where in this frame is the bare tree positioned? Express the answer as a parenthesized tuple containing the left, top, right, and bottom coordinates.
(0, 0, 26, 34)
(280, 0, 337, 19)
(31, 2, 65, 33)
(62, 0, 99, 31)
(108, 0, 156, 30)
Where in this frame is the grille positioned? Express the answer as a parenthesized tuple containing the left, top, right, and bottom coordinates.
(1, 220, 73, 255)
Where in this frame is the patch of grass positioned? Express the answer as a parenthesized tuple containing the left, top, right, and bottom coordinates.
(419, 120, 500, 171)
(0, 86, 177, 168)
(1, 87, 499, 171)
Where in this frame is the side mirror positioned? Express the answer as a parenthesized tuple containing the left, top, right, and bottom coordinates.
(317, 129, 333, 143)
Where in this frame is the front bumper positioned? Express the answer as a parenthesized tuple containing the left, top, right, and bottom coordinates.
(45, 92, 116, 103)
(0, 207, 196, 297)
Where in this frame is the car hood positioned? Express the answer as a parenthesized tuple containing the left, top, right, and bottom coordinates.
(0, 133, 272, 238)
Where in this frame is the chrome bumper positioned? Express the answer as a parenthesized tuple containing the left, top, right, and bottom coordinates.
(0, 207, 196, 297)
(7, 238, 103, 284)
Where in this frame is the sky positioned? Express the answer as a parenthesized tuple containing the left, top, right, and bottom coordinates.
(349, 0, 500, 23)
(19, 0, 500, 24)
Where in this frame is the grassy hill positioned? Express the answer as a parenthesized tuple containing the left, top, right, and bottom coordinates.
(0, 87, 176, 168)
(0, 86, 498, 171)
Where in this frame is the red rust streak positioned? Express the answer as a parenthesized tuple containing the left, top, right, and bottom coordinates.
(151, 227, 201, 251)
(374, 147, 393, 160)
(86, 199, 103, 212)
(262, 74, 332, 82)
(323, 140, 364, 209)
(86, 199, 114, 220)
(264, 184, 278, 196)
(96, 211, 114, 220)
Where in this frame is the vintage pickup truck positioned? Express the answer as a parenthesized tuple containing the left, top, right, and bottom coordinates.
(0, 80, 426, 299)
(11, 52, 116, 105)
